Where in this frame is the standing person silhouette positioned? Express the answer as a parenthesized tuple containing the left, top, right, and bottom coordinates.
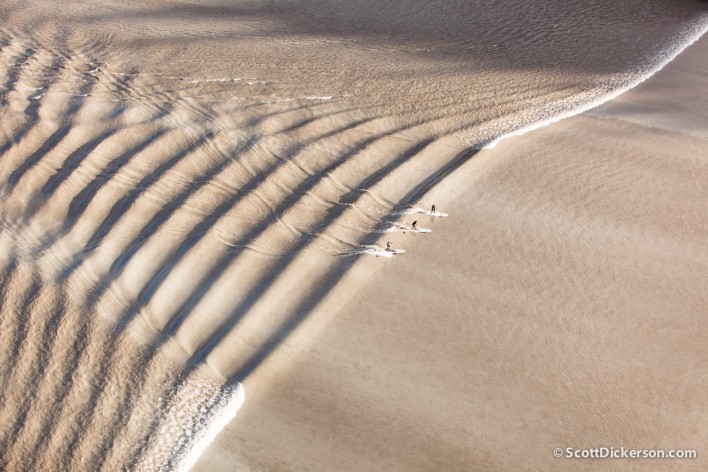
(431, 204, 436, 214)
(412, 220, 417, 230)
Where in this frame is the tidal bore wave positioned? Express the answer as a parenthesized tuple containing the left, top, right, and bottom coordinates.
(0, 2, 705, 470)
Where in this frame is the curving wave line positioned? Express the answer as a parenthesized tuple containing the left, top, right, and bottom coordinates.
(134, 379, 245, 472)
(482, 17, 708, 150)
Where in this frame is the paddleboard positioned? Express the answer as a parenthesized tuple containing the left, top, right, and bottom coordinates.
(424, 211, 448, 217)
(366, 247, 406, 257)
(381, 248, 406, 255)
(396, 224, 431, 233)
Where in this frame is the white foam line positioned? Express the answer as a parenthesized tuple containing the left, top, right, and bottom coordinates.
(177, 383, 245, 472)
(386, 207, 420, 216)
(483, 17, 708, 149)
(348, 245, 405, 257)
